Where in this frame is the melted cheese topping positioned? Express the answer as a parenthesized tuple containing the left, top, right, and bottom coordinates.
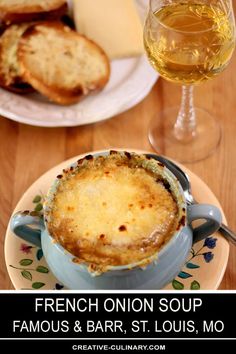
(47, 154, 179, 267)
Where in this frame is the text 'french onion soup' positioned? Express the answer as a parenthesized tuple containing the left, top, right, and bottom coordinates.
(45, 151, 185, 273)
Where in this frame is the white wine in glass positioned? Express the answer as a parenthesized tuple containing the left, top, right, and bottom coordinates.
(144, 0, 236, 162)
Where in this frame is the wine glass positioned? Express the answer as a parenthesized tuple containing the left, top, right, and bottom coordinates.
(144, 0, 235, 162)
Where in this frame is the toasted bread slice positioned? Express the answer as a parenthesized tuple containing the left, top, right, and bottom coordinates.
(18, 22, 110, 105)
(0, 23, 34, 93)
(0, 0, 67, 25)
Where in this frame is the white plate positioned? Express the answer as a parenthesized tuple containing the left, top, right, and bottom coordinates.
(0, 0, 158, 127)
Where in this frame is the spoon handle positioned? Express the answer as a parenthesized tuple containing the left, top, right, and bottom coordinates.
(219, 223, 236, 245)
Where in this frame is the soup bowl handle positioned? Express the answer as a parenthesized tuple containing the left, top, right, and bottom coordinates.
(10, 211, 44, 248)
(187, 204, 222, 244)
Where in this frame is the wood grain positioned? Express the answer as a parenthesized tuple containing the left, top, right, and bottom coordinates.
(0, 54, 236, 290)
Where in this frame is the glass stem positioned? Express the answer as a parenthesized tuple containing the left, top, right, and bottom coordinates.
(174, 85, 197, 143)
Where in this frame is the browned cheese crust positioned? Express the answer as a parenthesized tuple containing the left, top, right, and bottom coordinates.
(46, 153, 180, 268)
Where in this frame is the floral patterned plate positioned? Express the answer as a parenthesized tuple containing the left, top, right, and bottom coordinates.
(4, 150, 229, 290)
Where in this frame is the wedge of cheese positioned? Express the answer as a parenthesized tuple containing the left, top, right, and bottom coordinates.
(72, 0, 144, 59)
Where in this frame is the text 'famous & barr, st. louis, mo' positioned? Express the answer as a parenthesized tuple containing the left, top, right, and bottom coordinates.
(11, 297, 225, 335)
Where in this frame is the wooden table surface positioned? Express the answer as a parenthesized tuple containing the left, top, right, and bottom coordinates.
(0, 51, 236, 290)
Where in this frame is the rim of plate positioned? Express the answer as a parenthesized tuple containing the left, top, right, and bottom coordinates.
(0, 63, 158, 128)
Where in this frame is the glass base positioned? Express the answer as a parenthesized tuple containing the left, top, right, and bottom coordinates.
(149, 107, 221, 163)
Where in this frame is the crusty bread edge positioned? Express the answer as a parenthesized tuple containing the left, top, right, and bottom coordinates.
(18, 22, 111, 105)
(17, 70, 85, 104)
(0, 23, 35, 93)
(0, 83, 34, 94)
(0, 3, 68, 26)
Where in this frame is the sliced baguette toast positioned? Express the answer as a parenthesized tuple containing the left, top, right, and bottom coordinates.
(0, 0, 67, 25)
(0, 23, 34, 93)
(18, 22, 110, 105)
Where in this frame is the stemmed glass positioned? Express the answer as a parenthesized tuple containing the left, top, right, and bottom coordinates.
(144, 0, 235, 162)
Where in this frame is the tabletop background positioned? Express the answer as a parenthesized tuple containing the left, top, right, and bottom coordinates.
(1, 14, 236, 289)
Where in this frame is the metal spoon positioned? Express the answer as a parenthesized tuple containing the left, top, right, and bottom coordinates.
(146, 153, 236, 245)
